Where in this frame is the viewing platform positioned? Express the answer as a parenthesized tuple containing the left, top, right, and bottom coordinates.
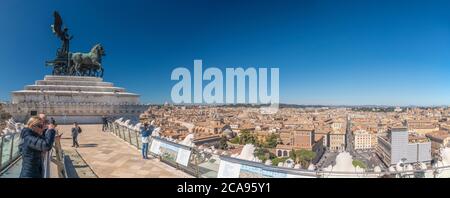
(58, 124, 192, 178)
(1, 124, 192, 178)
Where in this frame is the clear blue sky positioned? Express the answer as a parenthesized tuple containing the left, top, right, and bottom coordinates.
(1, 0, 450, 106)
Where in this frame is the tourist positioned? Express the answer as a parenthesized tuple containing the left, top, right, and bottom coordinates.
(39, 114, 49, 134)
(102, 116, 108, 132)
(71, 122, 82, 148)
(38, 114, 57, 135)
(19, 116, 56, 178)
(140, 122, 153, 159)
(50, 117, 56, 125)
(38, 113, 59, 177)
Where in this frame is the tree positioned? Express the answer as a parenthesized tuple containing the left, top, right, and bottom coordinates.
(218, 136, 228, 150)
(289, 149, 297, 160)
(352, 159, 367, 170)
(300, 150, 316, 167)
(271, 157, 288, 166)
(229, 136, 240, 144)
(254, 147, 268, 162)
(254, 147, 276, 162)
(265, 133, 279, 148)
(291, 149, 316, 168)
(239, 130, 257, 145)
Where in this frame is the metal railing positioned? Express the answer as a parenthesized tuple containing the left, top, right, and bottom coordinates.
(0, 133, 21, 173)
(106, 121, 450, 178)
(48, 135, 68, 178)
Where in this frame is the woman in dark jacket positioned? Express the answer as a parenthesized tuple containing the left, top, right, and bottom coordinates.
(19, 116, 56, 178)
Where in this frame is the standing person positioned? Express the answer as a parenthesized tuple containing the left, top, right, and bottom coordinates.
(38, 114, 58, 177)
(50, 117, 56, 126)
(102, 116, 108, 132)
(140, 122, 154, 159)
(19, 116, 57, 178)
(38, 114, 57, 137)
(71, 122, 82, 148)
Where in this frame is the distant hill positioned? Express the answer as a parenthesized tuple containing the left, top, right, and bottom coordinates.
(148, 103, 448, 109)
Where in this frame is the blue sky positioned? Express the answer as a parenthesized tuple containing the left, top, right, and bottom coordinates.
(1, 0, 450, 106)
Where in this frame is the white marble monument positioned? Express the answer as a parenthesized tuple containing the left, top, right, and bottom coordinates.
(5, 75, 148, 124)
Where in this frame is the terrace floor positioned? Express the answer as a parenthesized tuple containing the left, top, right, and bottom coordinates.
(58, 124, 192, 178)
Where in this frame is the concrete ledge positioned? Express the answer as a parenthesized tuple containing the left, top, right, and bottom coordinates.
(36, 80, 113, 87)
(44, 75, 103, 82)
(25, 85, 126, 92)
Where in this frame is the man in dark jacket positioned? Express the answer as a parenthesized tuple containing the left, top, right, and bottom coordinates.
(50, 117, 56, 125)
(19, 116, 56, 178)
(71, 122, 81, 147)
(102, 116, 108, 132)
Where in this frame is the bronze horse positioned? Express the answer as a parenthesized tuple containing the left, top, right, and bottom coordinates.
(70, 44, 106, 77)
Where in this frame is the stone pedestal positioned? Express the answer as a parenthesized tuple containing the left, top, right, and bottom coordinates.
(5, 75, 148, 124)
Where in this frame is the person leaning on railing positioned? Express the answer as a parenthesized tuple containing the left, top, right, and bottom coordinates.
(18, 116, 57, 178)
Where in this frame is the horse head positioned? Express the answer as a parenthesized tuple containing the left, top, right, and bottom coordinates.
(91, 44, 106, 57)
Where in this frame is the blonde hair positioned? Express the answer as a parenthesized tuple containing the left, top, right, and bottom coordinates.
(27, 116, 43, 128)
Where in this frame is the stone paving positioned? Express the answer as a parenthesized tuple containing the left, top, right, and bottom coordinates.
(57, 124, 192, 178)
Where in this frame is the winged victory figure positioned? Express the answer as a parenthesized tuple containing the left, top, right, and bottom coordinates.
(51, 11, 73, 57)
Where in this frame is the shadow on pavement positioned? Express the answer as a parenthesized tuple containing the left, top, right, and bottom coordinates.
(64, 155, 79, 178)
(79, 144, 98, 148)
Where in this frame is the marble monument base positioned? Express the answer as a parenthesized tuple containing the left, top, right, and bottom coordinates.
(5, 75, 148, 124)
